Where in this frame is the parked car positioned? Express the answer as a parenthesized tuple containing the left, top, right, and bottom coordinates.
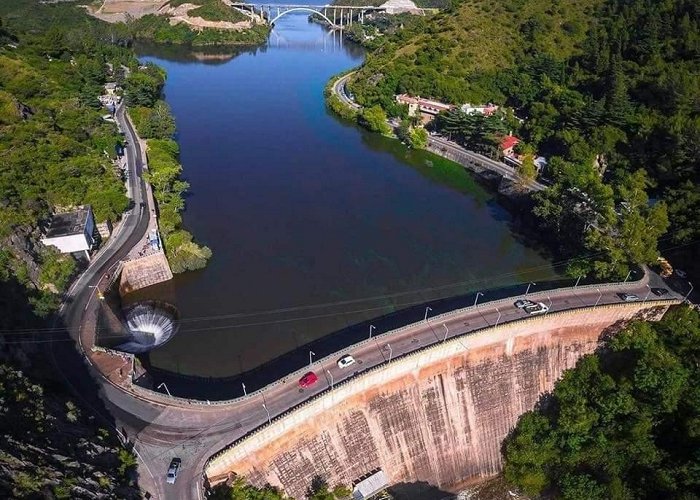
(514, 299, 536, 309)
(618, 293, 639, 302)
(298, 371, 318, 389)
(651, 287, 669, 296)
(166, 458, 181, 484)
(676, 269, 688, 278)
(337, 355, 356, 369)
(523, 302, 548, 315)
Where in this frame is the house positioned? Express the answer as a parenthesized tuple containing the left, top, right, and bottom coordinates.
(500, 135, 520, 156)
(396, 94, 453, 123)
(104, 82, 120, 95)
(41, 206, 96, 260)
(460, 102, 500, 116)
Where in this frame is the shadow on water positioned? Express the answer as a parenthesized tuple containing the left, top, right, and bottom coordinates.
(134, 268, 642, 400)
(133, 41, 259, 65)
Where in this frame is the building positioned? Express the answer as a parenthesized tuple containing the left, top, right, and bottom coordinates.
(460, 102, 500, 116)
(396, 94, 453, 123)
(104, 82, 120, 95)
(500, 135, 520, 156)
(41, 206, 96, 259)
(352, 470, 389, 500)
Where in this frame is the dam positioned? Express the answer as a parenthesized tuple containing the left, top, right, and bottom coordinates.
(205, 300, 676, 497)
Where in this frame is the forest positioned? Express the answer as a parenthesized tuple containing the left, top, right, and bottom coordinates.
(348, 0, 699, 279)
(503, 305, 700, 498)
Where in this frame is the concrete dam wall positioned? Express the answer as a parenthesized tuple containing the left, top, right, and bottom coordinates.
(206, 302, 674, 497)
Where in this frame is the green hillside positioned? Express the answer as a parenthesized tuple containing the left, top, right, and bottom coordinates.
(350, 0, 601, 108)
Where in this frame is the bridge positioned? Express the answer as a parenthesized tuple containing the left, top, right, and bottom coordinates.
(232, 3, 388, 28)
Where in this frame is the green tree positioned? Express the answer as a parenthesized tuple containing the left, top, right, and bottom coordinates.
(359, 105, 391, 135)
(503, 306, 700, 498)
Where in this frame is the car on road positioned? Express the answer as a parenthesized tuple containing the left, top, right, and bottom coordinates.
(618, 293, 640, 302)
(651, 287, 669, 296)
(523, 302, 548, 315)
(514, 299, 536, 309)
(166, 458, 181, 484)
(299, 371, 318, 389)
(337, 355, 356, 369)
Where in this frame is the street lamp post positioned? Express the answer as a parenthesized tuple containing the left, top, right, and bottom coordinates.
(624, 270, 632, 282)
(495, 307, 501, 327)
(685, 282, 694, 301)
(595, 288, 602, 307)
(644, 284, 651, 303)
(545, 296, 552, 315)
(241, 382, 247, 397)
(525, 282, 536, 296)
(309, 350, 315, 366)
(474, 292, 483, 308)
(574, 276, 582, 288)
(442, 323, 449, 342)
(424, 306, 432, 322)
(326, 370, 334, 390)
(157, 382, 171, 397)
(262, 403, 271, 425)
(369, 324, 376, 340)
(386, 343, 393, 362)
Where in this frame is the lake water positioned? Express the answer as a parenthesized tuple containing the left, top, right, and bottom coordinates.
(135, 11, 557, 378)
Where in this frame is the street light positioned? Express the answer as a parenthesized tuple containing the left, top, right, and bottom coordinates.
(495, 307, 501, 327)
(157, 382, 171, 397)
(474, 292, 483, 308)
(545, 296, 552, 315)
(326, 370, 334, 390)
(595, 288, 602, 307)
(624, 270, 632, 282)
(643, 284, 651, 303)
(241, 382, 247, 397)
(574, 276, 582, 288)
(309, 350, 315, 366)
(262, 403, 271, 425)
(684, 282, 694, 301)
(424, 306, 432, 322)
(386, 343, 393, 362)
(369, 324, 376, 340)
(442, 323, 449, 342)
(525, 282, 536, 296)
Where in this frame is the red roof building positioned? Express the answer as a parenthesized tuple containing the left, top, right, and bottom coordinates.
(500, 135, 520, 156)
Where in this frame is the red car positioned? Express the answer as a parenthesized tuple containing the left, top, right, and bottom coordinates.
(299, 371, 318, 389)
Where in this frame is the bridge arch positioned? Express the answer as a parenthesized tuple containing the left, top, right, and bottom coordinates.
(268, 7, 336, 27)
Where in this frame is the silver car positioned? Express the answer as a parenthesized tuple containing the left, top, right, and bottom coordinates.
(166, 458, 181, 484)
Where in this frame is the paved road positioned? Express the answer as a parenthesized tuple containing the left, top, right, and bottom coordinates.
(428, 136, 546, 191)
(332, 72, 360, 110)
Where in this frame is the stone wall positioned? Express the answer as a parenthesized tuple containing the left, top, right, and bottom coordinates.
(205, 302, 673, 497)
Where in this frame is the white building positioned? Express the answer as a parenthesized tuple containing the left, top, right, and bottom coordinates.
(460, 102, 500, 116)
(353, 470, 389, 500)
(41, 206, 96, 259)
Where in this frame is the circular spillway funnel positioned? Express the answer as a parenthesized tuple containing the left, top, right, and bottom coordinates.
(118, 302, 178, 353)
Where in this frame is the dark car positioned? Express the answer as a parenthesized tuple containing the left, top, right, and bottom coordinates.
(299, 371, 318, 389)
(651, 287, 669, 296)
(166, 458, 181, 484)
(514, 299, 536, 309)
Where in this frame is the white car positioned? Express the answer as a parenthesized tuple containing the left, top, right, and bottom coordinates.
(337, 355, 356, 369)
(523, 302, 548, 315)
(166, 458, 181, 484)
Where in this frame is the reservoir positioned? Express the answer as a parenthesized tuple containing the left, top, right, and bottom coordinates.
(135, 9, 558, 380)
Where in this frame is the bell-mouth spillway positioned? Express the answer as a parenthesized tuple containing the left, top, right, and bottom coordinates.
(118, 301, 179, 353)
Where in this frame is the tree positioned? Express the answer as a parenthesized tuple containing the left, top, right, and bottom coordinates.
(124, 71, 161, 107)
(359, 105, 391, 135)
(503, 306, 700, 498)
(517, 153, 537, 184)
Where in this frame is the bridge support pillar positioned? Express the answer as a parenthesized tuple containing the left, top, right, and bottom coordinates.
(333, 7, 336, 26)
